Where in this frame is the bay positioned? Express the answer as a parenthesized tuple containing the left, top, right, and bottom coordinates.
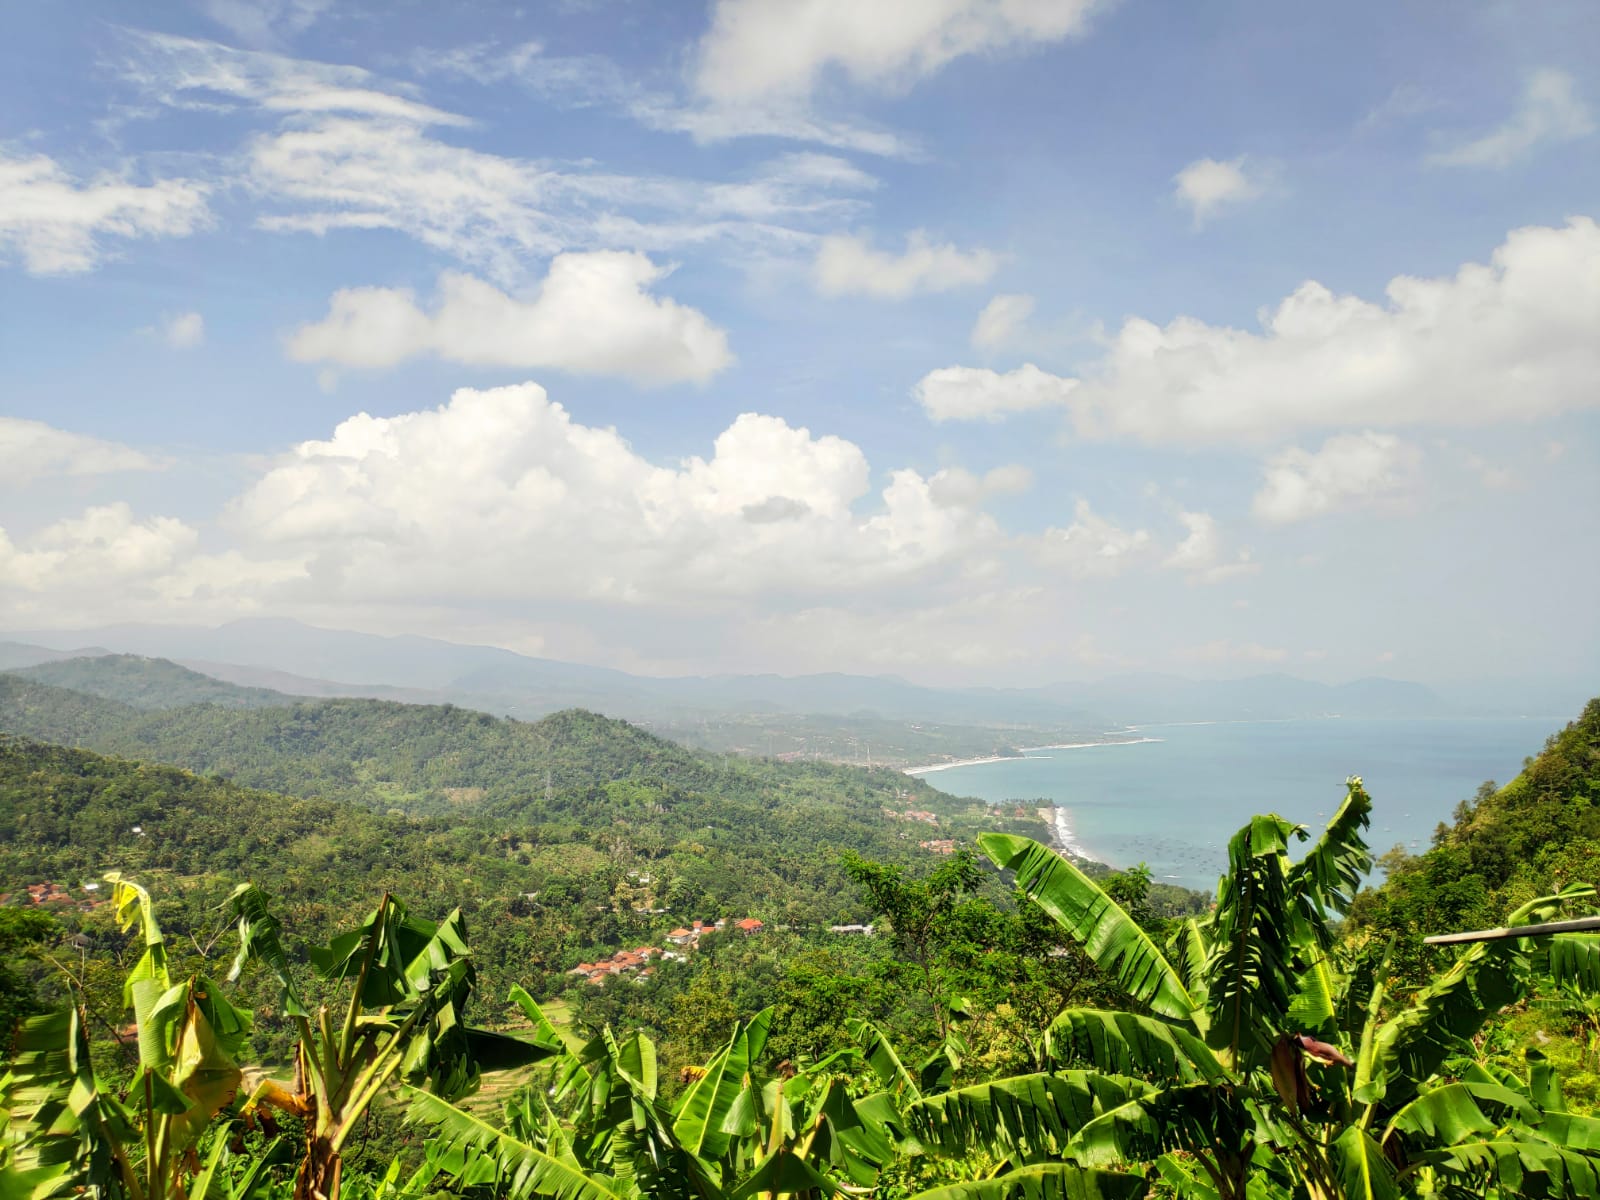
(921, 717, 1562, 890)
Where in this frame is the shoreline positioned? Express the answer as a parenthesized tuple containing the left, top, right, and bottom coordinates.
(1038, 804, 1106, 867)
(901, 735, 1161, 776)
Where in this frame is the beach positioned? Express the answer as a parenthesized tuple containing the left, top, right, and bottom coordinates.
(901, 736, 1161, 776)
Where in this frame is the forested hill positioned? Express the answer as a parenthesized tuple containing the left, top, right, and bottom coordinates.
(1351, 696, 1600, 971)
(0, 674, 979, 824)
(7, 653, 292, 710)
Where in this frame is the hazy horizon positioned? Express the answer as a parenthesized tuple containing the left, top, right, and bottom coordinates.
(3, 3, 1596, 691)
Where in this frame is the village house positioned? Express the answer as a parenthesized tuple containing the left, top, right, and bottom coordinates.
(566, 945, 663, 985)
(0, 880, 105, 909)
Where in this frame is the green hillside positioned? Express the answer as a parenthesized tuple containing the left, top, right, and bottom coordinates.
(6, 653, 293, 709)
(1351, 697, 1600, 964)
(0, 674, 999, 819)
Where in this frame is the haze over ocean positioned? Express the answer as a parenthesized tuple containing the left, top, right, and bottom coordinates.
(925, 717, 1555, 890)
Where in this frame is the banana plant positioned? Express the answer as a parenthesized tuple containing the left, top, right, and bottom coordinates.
(225, 884, 511, 1200)
(0, 874, 257, 1200)
(409, 991, 904, 1199)
(898, 780, 1600, 1200)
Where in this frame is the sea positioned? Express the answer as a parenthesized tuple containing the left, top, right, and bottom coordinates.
(920, 717, 1562, 891)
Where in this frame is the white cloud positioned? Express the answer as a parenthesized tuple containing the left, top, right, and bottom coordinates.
(0, 504, 197, 591)
(1030, 500, 1151, 578)
(246, 117, 876, 281)
(162, 311, 206, 349)
(118, 30, 466, 125)
(223, 382, 997, 604)
(415, 40, 916, 156)
(927, 464, 1034, 507)
(117, 35, 879, 281)
(1162, 511, 1260, 584)
(971, 293, 1036, 349)
(693, 0, 1108, 103)
(286, 253, 732, 384)
(199, 0, 334, 48)
(814, 231, 997, 298)
(915, 363, 1077, 423)
(1252, 432, 1421, 525)
(922, 219, 1600, 443)
(0, 418, 166, 486)
(0, 150, 209, 275)
(1173, 156, 1265, 225)
(1429, 69, 1593, 169)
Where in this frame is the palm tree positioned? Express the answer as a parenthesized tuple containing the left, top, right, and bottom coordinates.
(899, 779, 1600, 1199)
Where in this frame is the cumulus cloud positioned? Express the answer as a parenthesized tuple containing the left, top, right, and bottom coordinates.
(915, 363, 1077, 422)
(693, 0, 1108, 103)
(162, 311, 206, 349)
(1030, 500, 1151, 578)
(814, 231, 997, 298)
(1173, 156, 1265, 225)
(971, 293, 1036, 349)
(918, 219, 1600, 443)
(0, 504, 197, 591)
(1162, 511, 1259, 584)
(1429, 69, 1593, 169)
(0, 150, 209, 275)
(1252, 432, 1421, 524)
(0, 418, 166, 486)
(286, 253, 733, 384)
(224, 382, 998, 603)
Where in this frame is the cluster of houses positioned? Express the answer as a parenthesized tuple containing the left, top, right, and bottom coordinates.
(568, 917, 766, 986)
(567, 945, 668, 986)
(883, 808, 941, 826)
(0, 880, 103, 908)
(666, 917, 764, 945)
(919, 839, 958, 855)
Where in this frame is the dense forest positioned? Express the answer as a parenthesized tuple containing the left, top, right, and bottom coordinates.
(2, 672, 1597, 1197)
(0, 651, 1098, 770)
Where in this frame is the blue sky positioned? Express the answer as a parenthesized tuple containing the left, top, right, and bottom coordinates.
(1, 0, 1596, 690)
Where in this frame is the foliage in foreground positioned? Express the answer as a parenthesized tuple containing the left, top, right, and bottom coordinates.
(4, 776, 1599, 1198)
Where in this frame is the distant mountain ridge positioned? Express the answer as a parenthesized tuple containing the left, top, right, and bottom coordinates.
(0, 672, 965, 823)
(10, 654, 292, 710)
(4, 618, 1456, 726)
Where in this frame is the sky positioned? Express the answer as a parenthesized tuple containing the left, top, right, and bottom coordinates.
(1, 0, 1597, 690)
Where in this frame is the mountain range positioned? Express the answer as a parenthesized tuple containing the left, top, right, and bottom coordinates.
(2, 619, 1460, 733)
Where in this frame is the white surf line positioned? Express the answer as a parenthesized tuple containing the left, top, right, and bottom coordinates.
(904, 735, 1162, 775)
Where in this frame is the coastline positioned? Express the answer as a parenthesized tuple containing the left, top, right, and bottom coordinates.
(901, 735, 1161, 776)
(1038, 804, 1106, 867)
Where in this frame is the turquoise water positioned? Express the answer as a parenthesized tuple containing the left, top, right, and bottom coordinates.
(922, 717, 1562, 891)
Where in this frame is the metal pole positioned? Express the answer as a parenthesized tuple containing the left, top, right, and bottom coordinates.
(1423, 915, 1600, 946)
